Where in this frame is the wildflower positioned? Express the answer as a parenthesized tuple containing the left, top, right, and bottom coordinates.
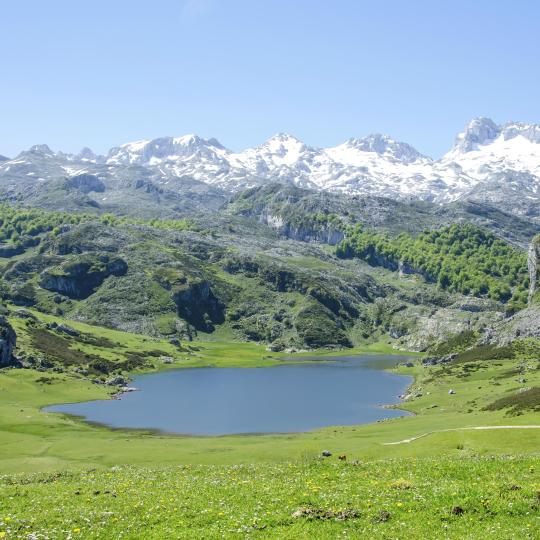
(390, 479, 412, 490)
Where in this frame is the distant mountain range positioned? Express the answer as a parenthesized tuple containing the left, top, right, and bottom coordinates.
(1, 117, 540, 219)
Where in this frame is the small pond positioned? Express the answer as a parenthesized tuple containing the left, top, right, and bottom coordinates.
(46, 354, 413, 435)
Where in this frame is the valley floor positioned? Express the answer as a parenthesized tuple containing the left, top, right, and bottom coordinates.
(1, 310, 540, 472)
(0, 310, 539, 538)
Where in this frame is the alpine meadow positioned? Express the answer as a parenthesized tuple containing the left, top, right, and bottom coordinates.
(1, 2, 540, 539)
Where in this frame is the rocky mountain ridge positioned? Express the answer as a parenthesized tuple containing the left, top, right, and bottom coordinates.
(2, 118, 540, 220)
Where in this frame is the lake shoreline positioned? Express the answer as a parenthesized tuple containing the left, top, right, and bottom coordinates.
(44, 353, 415, 437)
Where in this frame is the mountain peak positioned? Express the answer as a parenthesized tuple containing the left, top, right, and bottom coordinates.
(453, 117, 501, 153)
(78, 147, 98, 161)
(343, 134, 426, 162)
(263, 133, 304, 147)
(253, 133, 308, 161)
(501, 121, 540, 144)
(28, 144, 54, 156)
(106, 134, 230, 165)
(172, 134, 226, 150)
(172, 134, 202, 145)
(268, 132, 300, 141)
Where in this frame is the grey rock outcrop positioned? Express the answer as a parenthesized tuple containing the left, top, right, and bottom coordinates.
(0, 317, 16, 367)
(64, 173, 106, 194)
(528, 235, 540, 305)
(40, 255, 128, 299)
(422, 353, 456, 366)
(262, 213, 345, 245)
(481, 235, 540, 345)
(172, 279, 225, 332)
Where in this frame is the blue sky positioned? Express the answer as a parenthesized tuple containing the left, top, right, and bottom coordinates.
(1, 0, 539, 158)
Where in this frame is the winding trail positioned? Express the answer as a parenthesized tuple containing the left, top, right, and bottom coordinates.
(383, 425, 540, 445)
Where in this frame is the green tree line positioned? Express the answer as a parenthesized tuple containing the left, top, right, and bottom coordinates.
(0, 205, 192, 247)
(336, 223, 529, 311)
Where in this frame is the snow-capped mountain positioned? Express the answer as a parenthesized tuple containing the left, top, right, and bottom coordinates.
(442, 118, 540, 185)
(1, 117, 540, 217)
(100, 117, 540, 201)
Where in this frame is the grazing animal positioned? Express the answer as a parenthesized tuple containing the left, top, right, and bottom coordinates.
(338, 455, 347, 461)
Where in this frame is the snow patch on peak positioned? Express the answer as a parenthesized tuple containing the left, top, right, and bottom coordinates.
(260, 133, 307, 153)
(172, 134, 202, 145)
(13, 117, 535, 208)
(265, 132, 303, 144)
(342, 134, 428, 163)
(107, 134, 231, 166)
(441, 118, 540, 186)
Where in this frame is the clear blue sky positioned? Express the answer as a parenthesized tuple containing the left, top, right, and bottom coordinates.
(1, 0, 539, 158)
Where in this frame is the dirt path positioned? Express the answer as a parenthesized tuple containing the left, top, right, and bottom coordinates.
(383, 425, 540, 445)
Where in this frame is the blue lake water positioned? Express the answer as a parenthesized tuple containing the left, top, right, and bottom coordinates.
(46, 354, 413, 435)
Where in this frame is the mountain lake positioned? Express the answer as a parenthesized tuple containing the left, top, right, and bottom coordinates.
(45, 354, 414, 435)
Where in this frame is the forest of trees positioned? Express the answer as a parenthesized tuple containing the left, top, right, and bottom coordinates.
(0, 205, 192, 247)
(336, 223, 529, 311)
(0, 205, 531, 312)
(0, 206, 86, 245)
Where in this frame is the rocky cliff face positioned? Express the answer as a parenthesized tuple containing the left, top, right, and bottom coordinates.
(40, 255, 128, 299)
(263, 213, 345, 245)
(64, 173, 106, 194)
(0, 317, 16, 367)
(482, 234, 540, 345)
(528, 235, 540, 305)
(172, 279, 225, 332)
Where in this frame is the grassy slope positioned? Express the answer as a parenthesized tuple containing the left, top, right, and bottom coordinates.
(1, 312, 539, 539)
(0, 311, 539, 475)
(1, 458, 538, 539)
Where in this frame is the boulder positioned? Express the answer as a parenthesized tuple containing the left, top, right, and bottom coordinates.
(56, 324, 80, 337)
(422, 353, 457, 366)
(106, 375, 128, 386)
(12, 309, 38, 321)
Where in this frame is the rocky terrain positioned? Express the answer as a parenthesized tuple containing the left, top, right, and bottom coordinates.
(2, 118, 540, 222)
(0, 315, 16, 367)
(483, 234, 540, 345)
(1, 120, 540, 355)
(0, 196, 527, 353)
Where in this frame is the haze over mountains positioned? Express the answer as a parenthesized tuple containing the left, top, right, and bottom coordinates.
(1, 117, 540, 220)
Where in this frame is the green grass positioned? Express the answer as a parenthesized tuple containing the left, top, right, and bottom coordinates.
(1, 457, 538, 539)
(1, 311, 540, 537)
(1, 308, 540, 475)
(483, 387, 540, 414)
